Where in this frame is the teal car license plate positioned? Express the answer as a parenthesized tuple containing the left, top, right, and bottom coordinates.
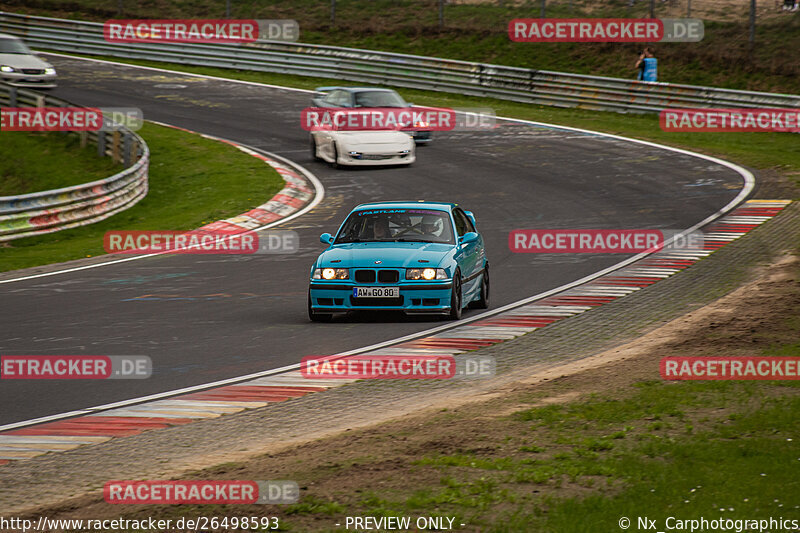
(353, 287, 399, 298)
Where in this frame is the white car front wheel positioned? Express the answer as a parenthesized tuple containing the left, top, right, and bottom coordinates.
(332, 143, 342, 169)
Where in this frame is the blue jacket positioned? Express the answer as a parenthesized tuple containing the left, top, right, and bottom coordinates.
(639, 57, 657, 82)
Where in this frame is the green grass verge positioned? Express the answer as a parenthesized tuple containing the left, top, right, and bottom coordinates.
(43, 53, 800, 189)
(346, 377, 800, 532)
(0, 121, 285, 272)
(535, 390, 800, 532)
(0, 131, 121, 195)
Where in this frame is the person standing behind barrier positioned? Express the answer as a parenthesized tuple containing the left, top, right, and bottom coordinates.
(635, 47, 658, 82)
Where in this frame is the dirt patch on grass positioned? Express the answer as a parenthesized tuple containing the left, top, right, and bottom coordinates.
(663, 254, 799, 356)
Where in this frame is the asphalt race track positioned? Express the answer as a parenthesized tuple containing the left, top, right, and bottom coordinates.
(0, 55, 747, 426)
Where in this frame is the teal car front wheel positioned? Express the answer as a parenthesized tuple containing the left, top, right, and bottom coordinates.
(448, 271, 463, 320)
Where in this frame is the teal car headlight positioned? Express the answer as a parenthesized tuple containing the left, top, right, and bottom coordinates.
(406, 268, 447, 280)
(314, 267, 349, 280)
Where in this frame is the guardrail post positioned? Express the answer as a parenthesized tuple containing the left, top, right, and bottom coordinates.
(122, 132, 132, 167)
(9, 86, 17, 107)
(112, 130, 121, 163)
(98, 131, 107, 158)
(80, 131, 88, 148)
(540, 0, 546, 17)
(749, 0, 756, 55)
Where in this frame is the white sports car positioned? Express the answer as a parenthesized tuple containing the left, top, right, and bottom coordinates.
(310, 129, 415, 167)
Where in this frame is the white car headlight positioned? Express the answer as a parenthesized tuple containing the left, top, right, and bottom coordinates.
(0, 66, 15, 73)
(314, 268, 349, 280)
(44, 67, 56, 75)
(406, 268, 447, 280)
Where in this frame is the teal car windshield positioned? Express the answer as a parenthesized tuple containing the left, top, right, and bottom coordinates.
(335, 209, 455, 245)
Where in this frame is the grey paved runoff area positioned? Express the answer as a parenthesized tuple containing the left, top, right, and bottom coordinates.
(2, 200, 797, 515)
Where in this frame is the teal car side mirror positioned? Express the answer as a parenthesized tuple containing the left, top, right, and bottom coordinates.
(320, 233, 333, 245)
(459, 232, 479, 245)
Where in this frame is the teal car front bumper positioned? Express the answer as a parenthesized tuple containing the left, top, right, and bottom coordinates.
(309, 278, 453, 315)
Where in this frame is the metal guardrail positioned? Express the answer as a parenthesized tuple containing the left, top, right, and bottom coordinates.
(0, 82, 149, 241)
(1, 11, 798, 114)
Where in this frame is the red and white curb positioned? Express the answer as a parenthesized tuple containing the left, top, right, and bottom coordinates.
(0, 199, 790, 466)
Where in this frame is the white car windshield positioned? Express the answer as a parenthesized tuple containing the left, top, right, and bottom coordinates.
(0, 38, 32, 54)
(335, 209, 455, 244)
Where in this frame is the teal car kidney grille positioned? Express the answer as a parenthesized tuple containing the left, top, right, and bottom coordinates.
(354, 269, 400, 283)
